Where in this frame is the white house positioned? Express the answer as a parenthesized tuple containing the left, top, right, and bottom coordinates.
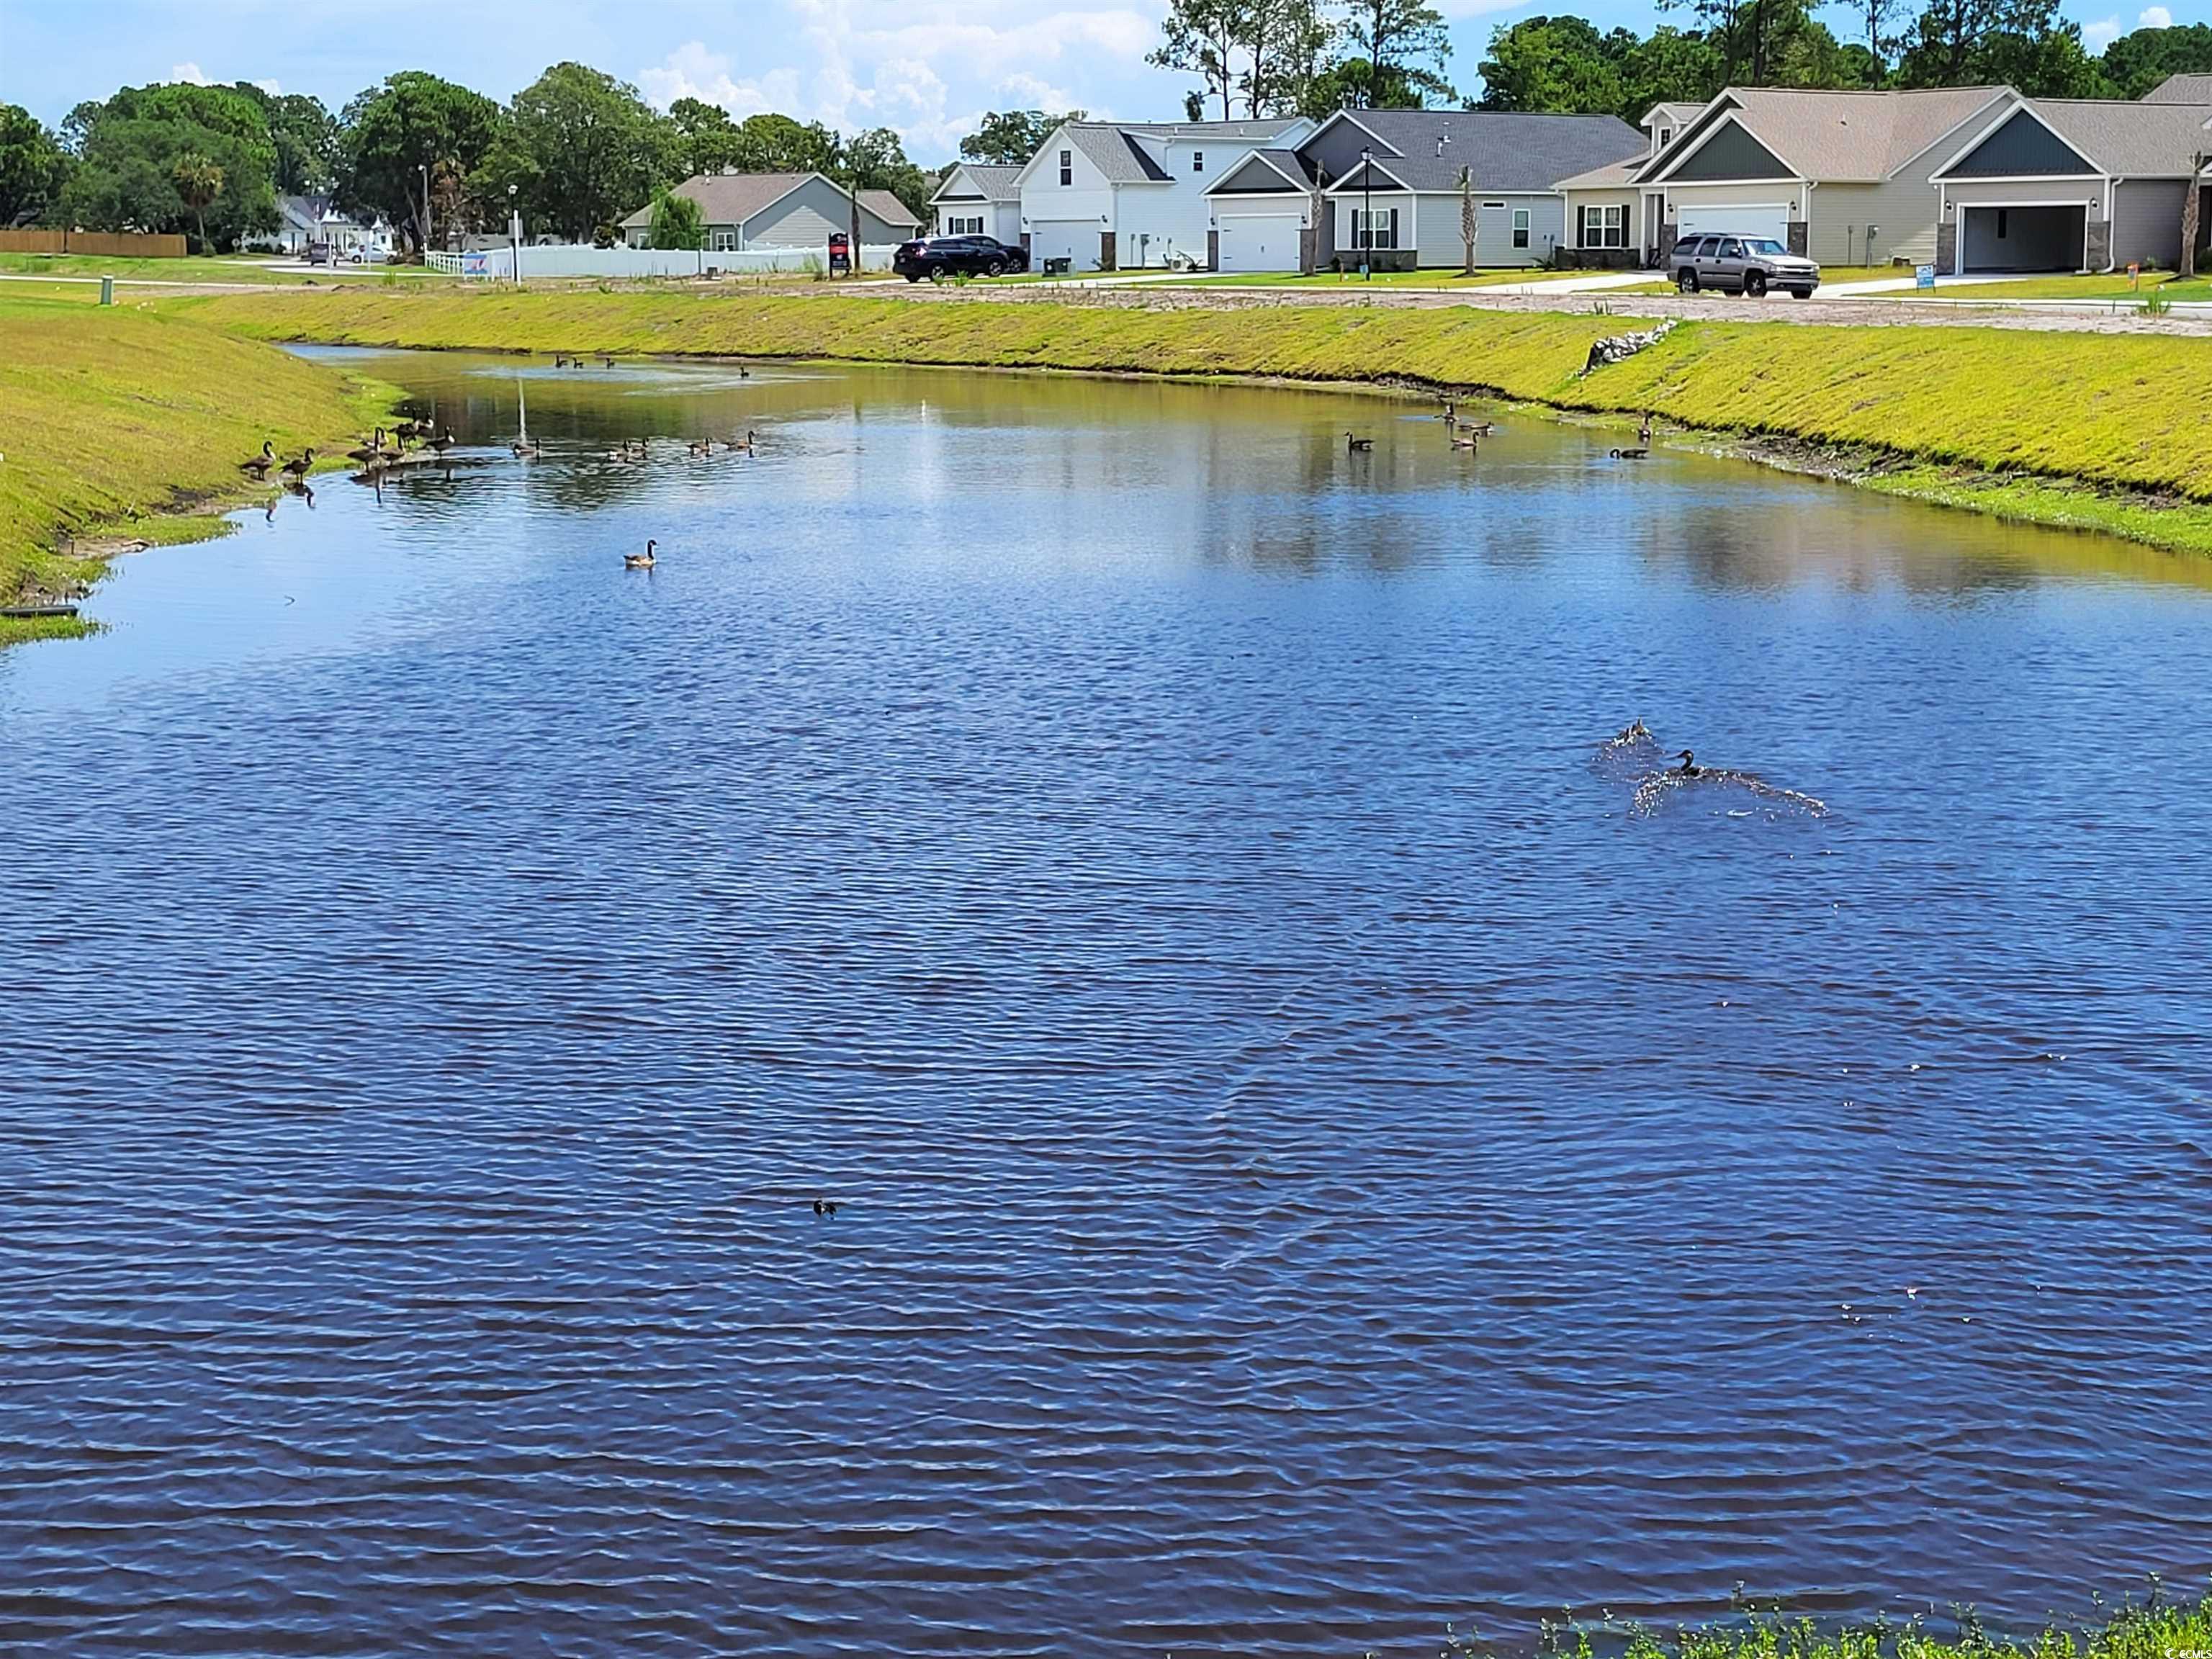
(1014, 116, 1314, 271)
(930, 163, 1022, 243)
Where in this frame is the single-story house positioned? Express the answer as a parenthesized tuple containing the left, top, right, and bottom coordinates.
(621, 172, 920, 251)
(931, 163, 1022, 243)
(1563, 86, 2018, 269)
(1207, 108, 1647, 273)
(1015, 116, 1313, 271)
(1928, 84, 2212, 273)
(263, 194, 382, 257)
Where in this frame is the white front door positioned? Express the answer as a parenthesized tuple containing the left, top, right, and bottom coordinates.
(1216, 212, 1303, 273)
(1676, 203, 1791, 245)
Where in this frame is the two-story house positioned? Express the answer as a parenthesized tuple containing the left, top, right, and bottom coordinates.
(1013, 117, 1315, 271)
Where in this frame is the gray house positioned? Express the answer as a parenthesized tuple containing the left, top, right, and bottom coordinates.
(1928, 81, 2212, 273)
(1206, 109, 1646, 272)
(621, 172, 921, 251)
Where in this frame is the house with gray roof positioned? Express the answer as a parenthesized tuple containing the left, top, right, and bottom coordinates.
(1205, 108, 1646, 272)
(620, 172, 920, 252)
(930, 163, 1022, 243)
(1927, 85, 2212, 273)
(1013, 116, 1313, 271)
(1559, 78, 2212, 276)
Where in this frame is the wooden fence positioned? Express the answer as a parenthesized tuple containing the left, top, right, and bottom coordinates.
(0, 230, 189, 257)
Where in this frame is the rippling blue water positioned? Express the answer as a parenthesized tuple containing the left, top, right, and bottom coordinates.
(3, 351, 2208, 1657)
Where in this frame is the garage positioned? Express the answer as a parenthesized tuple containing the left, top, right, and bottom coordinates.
(1027, 220, 1100, 273)
(1959, 203, 2084, 272)
(1676, 203, 1791, 245)
(1216, 212, 1303, 273)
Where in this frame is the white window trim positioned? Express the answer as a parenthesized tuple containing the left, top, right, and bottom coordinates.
(1192, 150, 1205, 174)
(1350, 206, 1400, 251)
(1512, 206, 1532, 249)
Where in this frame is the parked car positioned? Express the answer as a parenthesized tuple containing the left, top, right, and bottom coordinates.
(305, 240, 333, 266)
(894, 235, 1030, 282)
(1670, 235, 1820, 297)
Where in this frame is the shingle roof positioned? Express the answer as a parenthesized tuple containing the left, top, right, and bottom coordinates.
(1648, 102, 1706, 127)
(933, 163, 1022, 204)
(1318, 109, 1645, 192)
(620, 173, 919, 231)
(1555, 157, 1642, 189)
(1112, 117, 1310, 141)
(1695, 86, 2010, 181)
(1064, 125, 1172, 182)
(2026, 97, 2212, 176)
(2142, 73, 2212, 104)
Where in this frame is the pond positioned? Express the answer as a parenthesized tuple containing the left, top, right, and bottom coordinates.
(3, 350, 2209, 1658)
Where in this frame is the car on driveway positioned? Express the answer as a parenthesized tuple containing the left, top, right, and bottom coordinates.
(1670, 235, 1820, 298)
(893, 235, 1029, 282)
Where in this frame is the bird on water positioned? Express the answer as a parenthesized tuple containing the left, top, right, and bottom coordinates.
(1346, 433, 1374, 453)
(1676, 749, 1702, 777)
(624, 539, 657, 570)
(812, 1197, 839, 1218)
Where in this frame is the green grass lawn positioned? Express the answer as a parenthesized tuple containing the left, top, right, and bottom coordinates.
(0, 251, 450, 287)
(1180, 266, 1631, 289)
(0, 291, 397, 642)
(1903, 269, 2212, 302)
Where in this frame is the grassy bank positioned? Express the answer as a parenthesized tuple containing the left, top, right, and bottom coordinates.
(174, 284, 2212, 557)
(0, 294, 395, 644)
(1470, 1588, 2212, 1659)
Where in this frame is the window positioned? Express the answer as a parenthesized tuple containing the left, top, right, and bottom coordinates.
(1997, 209, 2009, 238)
(1719, 237, 1745, 258)
(1581, 204, 1626, 249)
(1352, 207, 1398, 250)
(1483, 200, 1507, 210)
(712, 229, 737, 251)
(944, 214, 984, 235)
(1658, 126, 1674, 150)
(1513, 207, 1531, 249)
(1192, 150, 1205, 174)
(1058, 150, 1072, 187)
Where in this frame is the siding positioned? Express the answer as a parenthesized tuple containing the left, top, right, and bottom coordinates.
(1307, 118, 1390, 186)
(1020, 132, 1118, 243)
(1815, 181, 1945, 266)
(1946, 109, 2098, 177)
(2112, 177, 2189, 269)
(1668, 120, 1795, 183)
(1331, 189, 1416, 254)
(1565, 187, 1640, 251)
(1944, 177, 2102, 211)
(742, 176, 916, 247)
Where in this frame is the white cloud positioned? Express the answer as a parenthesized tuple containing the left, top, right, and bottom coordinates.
(2137, 4, 2173, 25)
(2082, 14, 2122, 48)
(253, 77, 282, 95)
(640, 1, 1158, 156)
(167, 61, 212, 85)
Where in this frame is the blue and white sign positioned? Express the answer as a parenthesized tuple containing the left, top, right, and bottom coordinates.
(1915, 264, 1936, 289)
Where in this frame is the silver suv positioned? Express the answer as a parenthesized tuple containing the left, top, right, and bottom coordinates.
(1671, 235, 1820, 298)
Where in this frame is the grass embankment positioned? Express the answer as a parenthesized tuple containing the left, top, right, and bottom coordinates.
(0, 294, 395, 644)
(1907, 270, 2212, 303)
(1483, 1591, 2212, 1659)
(0, 251, 449, 287)
(179, 283, 2212, 557)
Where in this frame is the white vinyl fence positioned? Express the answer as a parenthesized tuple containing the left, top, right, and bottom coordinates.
(441, 243, 905, 280)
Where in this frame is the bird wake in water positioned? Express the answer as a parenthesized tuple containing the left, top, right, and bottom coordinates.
(1598, 724, 1826, 819)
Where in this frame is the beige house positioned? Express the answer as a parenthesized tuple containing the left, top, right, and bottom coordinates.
(621, 173, 920, 251)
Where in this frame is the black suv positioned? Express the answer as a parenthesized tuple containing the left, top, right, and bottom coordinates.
(893, 235, 1029, 282)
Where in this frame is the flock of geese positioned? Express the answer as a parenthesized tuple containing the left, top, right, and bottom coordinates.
(1341, 402, 1658, 460)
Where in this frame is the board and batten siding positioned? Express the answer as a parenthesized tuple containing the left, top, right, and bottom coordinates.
(1020, 133, 1118, 245)
(1806, 99, 2009, 268)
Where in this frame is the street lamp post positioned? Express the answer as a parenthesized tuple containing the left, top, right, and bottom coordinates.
(1361, 145, 1372, 281)
(508, 181, 521, 284)
(418, 162, 431, 262)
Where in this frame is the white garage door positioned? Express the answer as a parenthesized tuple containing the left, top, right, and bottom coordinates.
(1217, 212, 1303, 273)
(1028, 220, 1096, 271)
(1676, 204, 1790, 244)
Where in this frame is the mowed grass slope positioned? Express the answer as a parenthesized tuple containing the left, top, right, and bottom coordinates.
(184, 285, 2212, 504)
(0, 295, 392, 634)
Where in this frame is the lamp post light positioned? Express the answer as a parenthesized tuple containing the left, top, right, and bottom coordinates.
(1360, 145, 1372, 281)
(418, 162, 431, 261)
(508, 181, 521, 284)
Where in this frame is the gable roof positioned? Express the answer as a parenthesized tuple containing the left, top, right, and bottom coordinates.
(1205, 148, 1316, 196)
(620, 172, 920, 231)
(2142, 72, 2212, 104)
(1306, 109, 1645, 192)
(1645, 102, 1707, 129)
(932, 163, 1022, 204)
(1654, 86, 2011, 184)
(2028, 96, 2212, 176)
(1027, 116, 1310, 189)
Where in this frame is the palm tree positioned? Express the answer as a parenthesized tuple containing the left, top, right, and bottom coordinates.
(172, 153, 225, 255)
(1460, 165, 1478, 276)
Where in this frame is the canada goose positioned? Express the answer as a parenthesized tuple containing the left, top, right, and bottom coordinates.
(345, 428, 386, 464)
(1638, 413, 1655, 443)
(812, 1197, 839, 1218)
(393, 418, 424, 444)
(600, 354, 616, 368)
(624, 539, 657, 570)
(1450, 431, 1478, 451)
(727, 431, 756, 454)
(1346, 433, 1374, 453)
(738, 366, 751, 379)
(511, 438, 540, 459)
(688, 439, 712, 458)
(238, 439, 276, 477)
(1457, 419, 1496, 436)
(1610, 446, 1650, 459)
(1675, 750, 1701, 778)
(279, 448, 315, 481)
(1613, 719, 1652, 744)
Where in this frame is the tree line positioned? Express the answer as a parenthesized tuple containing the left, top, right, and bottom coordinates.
(0, 64, 945, 253)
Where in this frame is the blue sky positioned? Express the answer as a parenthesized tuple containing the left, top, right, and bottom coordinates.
(3, 0, 2205, 162)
